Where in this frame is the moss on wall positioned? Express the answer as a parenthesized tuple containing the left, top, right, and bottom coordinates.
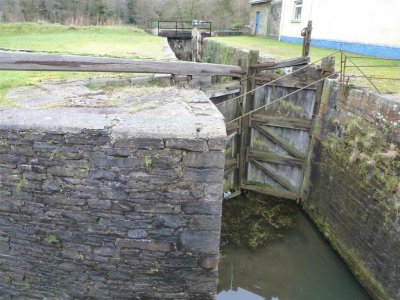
(202, 39, 253, 67)
(325, 117, 399, 204)
(302, 79, 400, 299)
(304, 124, 399, 299)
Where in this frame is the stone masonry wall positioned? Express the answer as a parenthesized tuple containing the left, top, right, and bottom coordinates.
(168, 38, 192, 61)
(267, 1, 282, 40)
(303, 80, 400, 300)
(202, 39, 258, 69)
(0, 83, 226, 299)
(0, 129, 225, 299)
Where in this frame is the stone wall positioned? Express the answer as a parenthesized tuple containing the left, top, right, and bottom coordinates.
(266, 0, 282, 40)
(303, 80, 400, 300)
(202, 39, 258, 69)
(0, 83, 226, 299)
(167, 38, 192, 61)
(249, 3, 267, 36)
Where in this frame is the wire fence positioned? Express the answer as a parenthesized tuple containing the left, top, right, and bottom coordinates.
(340, 52, 400, 95)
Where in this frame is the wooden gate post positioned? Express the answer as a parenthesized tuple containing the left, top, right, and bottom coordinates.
(301, 20, 312, 57)
(238, 50, 259, 188)
(300, 56, 335, 201)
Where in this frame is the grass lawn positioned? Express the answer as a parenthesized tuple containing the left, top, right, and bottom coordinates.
(0, 23, 167, 107)
(210, 36, 400, 94)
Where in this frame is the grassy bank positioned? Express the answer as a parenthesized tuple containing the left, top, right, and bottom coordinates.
(210, 36, 400, 94)
(0, 23, 166, 107)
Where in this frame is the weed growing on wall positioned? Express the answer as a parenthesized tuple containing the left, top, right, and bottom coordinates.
(144, 155, 153, 169)
(16, 176, 28, 191)
(325, 116, 399, 203)
(46, 235, 60, 246)
(3, 275, 12, 284)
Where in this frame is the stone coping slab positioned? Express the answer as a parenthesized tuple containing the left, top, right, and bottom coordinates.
(0, 79, 226, 141)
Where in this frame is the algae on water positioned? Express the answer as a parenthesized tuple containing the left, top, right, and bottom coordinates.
(221, 192, 297, 249)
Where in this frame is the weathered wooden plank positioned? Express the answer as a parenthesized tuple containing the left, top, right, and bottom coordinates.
(249, 158, 298, 193)
(224, 167, 235, 176)
(0, 52, 243, 76)
(252, 114, 312, 130)
(248, 149, 303, 167)
(225, 158, 238, 170)
(299, 72, 326, 200)
(254, 124, 305, 159)
(254, 77, 318, 90)
(203, 81, 241, 98)
(206, 88, 241, 99)
(251, 57, 310, 70)
(226, 121, 240, 134)
(189, 75, 212, 88)
(241, 184, 298, 200)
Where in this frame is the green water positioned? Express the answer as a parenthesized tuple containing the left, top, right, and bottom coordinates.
(217, 204, 371, 300)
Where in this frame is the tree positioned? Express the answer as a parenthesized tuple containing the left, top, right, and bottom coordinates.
(19, 0, 38, 21)
(127, 0, 136, 24)
(0, 0, 251, 29)
(218, 0, 234, 29)
(37, 0, 49, 20)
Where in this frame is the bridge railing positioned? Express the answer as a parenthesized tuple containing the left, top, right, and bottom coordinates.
(155, 20, 212, 37)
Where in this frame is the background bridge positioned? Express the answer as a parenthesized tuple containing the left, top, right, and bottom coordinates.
(155, 20, 212, 38)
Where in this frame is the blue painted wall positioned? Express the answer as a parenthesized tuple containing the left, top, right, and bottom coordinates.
(280, 36, 400, 59)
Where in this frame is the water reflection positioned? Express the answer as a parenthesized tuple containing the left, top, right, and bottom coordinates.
(217, 196, 371, 300)
(218, 287, 266, 300)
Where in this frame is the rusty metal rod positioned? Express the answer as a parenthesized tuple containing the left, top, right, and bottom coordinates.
(345, 55, 382, 94)
(349, 75, 400, 80)
(346, 56, 399, 60)
(345, 65, 400, 68)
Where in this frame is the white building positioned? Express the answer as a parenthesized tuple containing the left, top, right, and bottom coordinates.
(250, 0, 400, 59)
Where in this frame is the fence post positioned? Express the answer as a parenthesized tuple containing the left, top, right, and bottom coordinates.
(301, 20, 312, 57)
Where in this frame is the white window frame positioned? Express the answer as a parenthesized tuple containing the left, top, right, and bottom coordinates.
(292, 0, 303, 21)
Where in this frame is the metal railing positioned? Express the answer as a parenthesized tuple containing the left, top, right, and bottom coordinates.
(155, 20, 212, 37)
(340, 52, 400, 95)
